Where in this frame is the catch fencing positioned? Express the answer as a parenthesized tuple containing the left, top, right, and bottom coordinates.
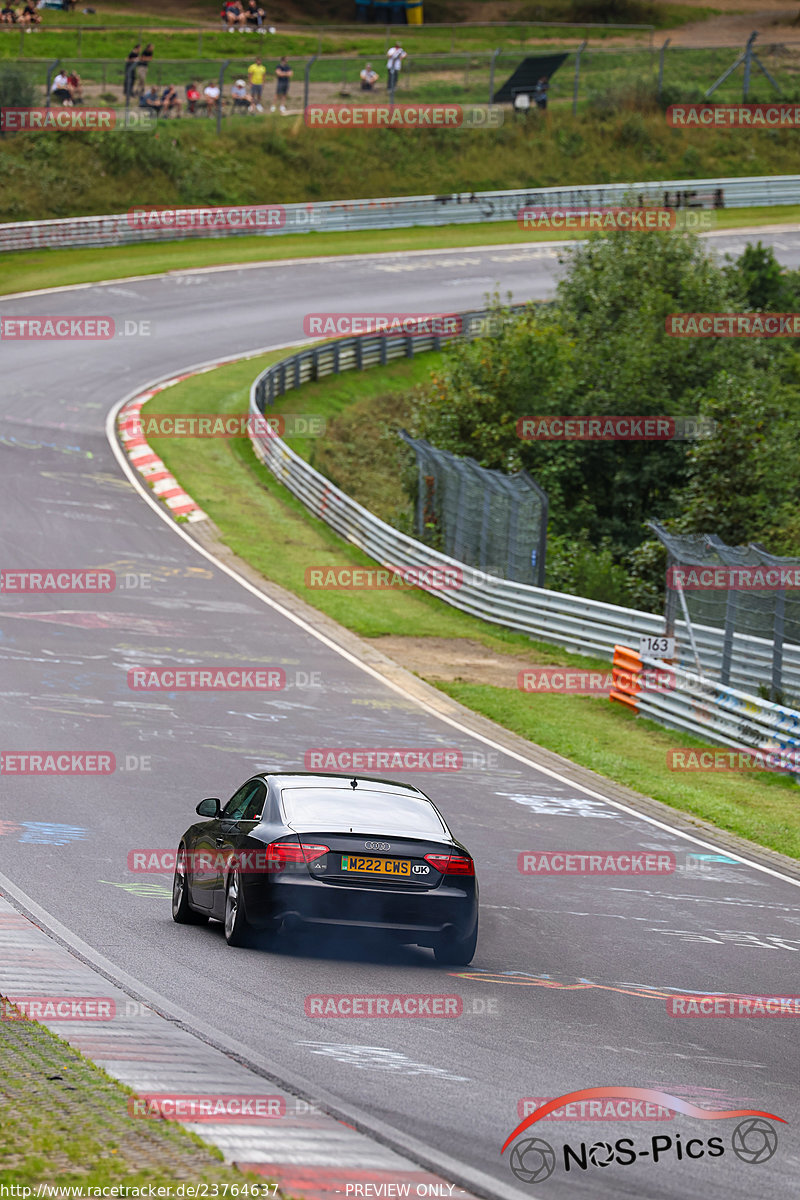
(399, 430, 548, 587)
(2, 174, 799, 253)
(653, 522, 800, 703)
(246, 312, 800, 707)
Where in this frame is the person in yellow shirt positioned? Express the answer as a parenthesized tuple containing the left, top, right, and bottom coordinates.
(247, 56, 267, 111)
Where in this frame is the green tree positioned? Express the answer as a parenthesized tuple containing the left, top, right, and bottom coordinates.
(409, 230, 800, 604)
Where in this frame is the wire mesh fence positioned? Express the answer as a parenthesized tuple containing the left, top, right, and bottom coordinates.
(9, 38, 800, 112)
(399, 431, 548, 586)
(652, 522, 800, 704)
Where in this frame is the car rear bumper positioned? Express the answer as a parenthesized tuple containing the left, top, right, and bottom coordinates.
(243, 873, 477, 942)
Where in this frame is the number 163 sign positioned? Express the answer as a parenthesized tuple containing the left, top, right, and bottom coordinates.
(639, 635, 676, 658)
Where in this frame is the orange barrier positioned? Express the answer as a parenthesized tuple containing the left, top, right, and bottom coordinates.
(609, 645, 642, 711)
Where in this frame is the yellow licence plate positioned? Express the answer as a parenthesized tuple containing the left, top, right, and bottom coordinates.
(341, 855, 411, 877)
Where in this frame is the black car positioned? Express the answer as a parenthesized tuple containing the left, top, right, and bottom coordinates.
(171, 771, 478, 964)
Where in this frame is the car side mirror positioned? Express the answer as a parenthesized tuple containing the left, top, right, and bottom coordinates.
(196, 797, 221, 818)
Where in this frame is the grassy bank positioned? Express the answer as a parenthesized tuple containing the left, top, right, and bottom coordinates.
(3, 112, 800, 224)
(133, 352, 800, 861)
(0, 1002, 270, 1190)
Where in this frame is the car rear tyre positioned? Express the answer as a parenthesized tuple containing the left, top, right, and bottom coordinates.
(224, 869, 250, 946)
(433, 923, 477, 966)
(172, 846, 208, 925)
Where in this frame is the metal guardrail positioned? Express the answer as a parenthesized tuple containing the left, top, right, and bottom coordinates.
(3, 175, 799, 253)
(637, 656, 800, 772)
(246, 312, 800, 703)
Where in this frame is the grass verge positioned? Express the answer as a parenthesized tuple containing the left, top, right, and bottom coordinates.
(5, 206, 800, 297)
(136, 351, 800, 861)
(0, 1003, 273, 1190)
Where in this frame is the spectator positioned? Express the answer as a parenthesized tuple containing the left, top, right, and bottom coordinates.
(140, 85, 162, 114)
(0, 5, 18, 25)
(67, 68, 83, 104)
(124, 43, 140, 100)
(51, 68, 73, 105)
(19, 1, 40, 28)
(161, 84, 182, 117)
(386, 42, 406, 95)
(223, 1, 245, 29)
(204, 79, 222, 116)
(271, 55, 291, 113)
(231, 77, 250, 113)
(245, 0, 265, 30)
(136, 43, 154, 97)
(359, 61, 378, 91)
(533, 76, 549, 112)
(247, 55, 266, 110)
(186, 80, 201, 115)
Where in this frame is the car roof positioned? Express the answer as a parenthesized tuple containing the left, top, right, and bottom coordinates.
(259, 772, 428, 797)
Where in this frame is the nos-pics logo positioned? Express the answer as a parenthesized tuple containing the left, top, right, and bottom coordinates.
(502, 1087, 784, 1183)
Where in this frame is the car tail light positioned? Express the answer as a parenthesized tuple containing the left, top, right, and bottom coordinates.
(265, 841, 329, 870)
(424, 852, 474, 876)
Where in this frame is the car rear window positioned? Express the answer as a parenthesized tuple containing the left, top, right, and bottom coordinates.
(280, 787, 447, 837)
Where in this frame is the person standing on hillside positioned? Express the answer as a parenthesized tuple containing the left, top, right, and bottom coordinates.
(386, 42, 406, 98)
(271, 56, 292, 114)
(247, 55, 266, 111)
(124, 43, 139, 100)
(136, 43, 154, 97)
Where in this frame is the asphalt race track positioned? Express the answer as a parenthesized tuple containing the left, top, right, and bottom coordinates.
(1, 230, 800, 1198)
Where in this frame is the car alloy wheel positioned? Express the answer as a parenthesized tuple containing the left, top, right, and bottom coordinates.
(224, 869, 250, 945)
(172, 846, 208, 925)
